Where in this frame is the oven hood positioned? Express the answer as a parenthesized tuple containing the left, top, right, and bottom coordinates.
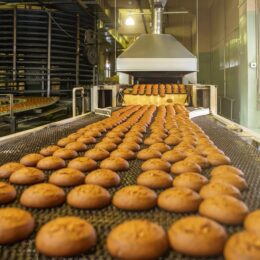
(116, 0, 197, 79)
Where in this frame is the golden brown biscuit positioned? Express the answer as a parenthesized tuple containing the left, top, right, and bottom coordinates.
(200, 182, 241, 199)
(141, 159, 171, 172)
(224, 231, 260, 260)
(0, 208, 35, 244)
(171, 160, 202, 175)
(168, 216, 227, 256)
(173, 172, 208, 191)
(39, 145, 60, 156)
(199, 195, 248, 225)
(0, 182, 16, 204)
(102, 136, 122, 145)
(210, 173, 248, 191)
(111, 148, 136, 160)
(20, 153, 44, 167)
(107, 219, 168, 259)
(164, 135, 182, 146)
(185, 154, 210, 169)
(158, 187, 201, 213)
(207, 153, 231, 166)
(10, 167, 44, 185)
(37, 156, 65, 170)
(20, 183, 65, 208)
(211, 165, 245, 177)
(57, 137, 73, 147)
(244, 210, 260, 235)
(95, 141, 117, 152)
(112, 185, 157, 211)
(118, 142, 140, 152)
(137, 170, 173, 189)
(68, 157, 97, 172)
(85, 148, 110, 161)
(100, 157, 129, 171)
(53, 148, 78, 160)
(36, 216, 97, 257)
(149, 143, 171, 153)
(85, 169, 120, 188)
(77, 136, 96, 144)
(49, 168, 85, 187)
(67, 184, 111, 209)
(161, 150, 185, 163)
(0, 162, 25, 178)
(65, 141, 87, 152)
(137, 148, 162, 160)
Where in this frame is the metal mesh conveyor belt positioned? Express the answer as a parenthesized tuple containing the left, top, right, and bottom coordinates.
(0, 113, 259, 260)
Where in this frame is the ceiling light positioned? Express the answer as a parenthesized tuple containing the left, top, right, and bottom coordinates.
(125, 16, 135, 26)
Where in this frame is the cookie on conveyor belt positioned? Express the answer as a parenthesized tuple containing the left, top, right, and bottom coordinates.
(68, 157, 97, 172)
(149, 143, 171, 153)
(0, 207, 35, 244)
(118, 141, 140, 151)
(10, 167, 44, 185)
(199, 195, 248, 225)
(211, 165, 245, 177)
(210, 173, 248, 191)
(137, 170, 173, 189)
(0, 182, 16, 204)
(39, 145, 60, 156)
(49, 168, 85, 187)
(95, 142, 117, 152)
(161, 150, 185, 163)
(185, 154, 210, 169)
(53, 148, 78, 160)
(112, 185, 157, 211)
(67, 184, 111, 209)
(111, 148, 136, 160)
(100, 157, 129, 171)
(141, 158, 171, 172)
(36, 216, 97, 257)
(171, 160, 202, 175)
(200, 182, 241, 199)
(77, 136, 96, 144)
(0, 162, 25, 178)
(168, 216, 227, 257)
(20, 183, 65, 208)
(158, 187, 201, 213)
(65, 141, 87, 152)
(137, 148, 162, 160)
(106, 219, 168, 259)
(20, 153, 44, 167)
(244, 210, 260, 234)
(207, 153, 231, 166)
(85, 148, 110, 161)
(37, 156, 66, 170)
(173, 172, 208, 191)
(85, 169, 120, 188)
(224, 231, 260, 260)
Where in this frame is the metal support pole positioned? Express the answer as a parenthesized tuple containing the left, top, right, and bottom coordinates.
(114, 0, 117, 74)
(76, 14, 80, 86)
(72, 87, 85, 117)
(13, 8, 17, 83)
(196, 0, 199, 71)
(47, 12, 52, 97)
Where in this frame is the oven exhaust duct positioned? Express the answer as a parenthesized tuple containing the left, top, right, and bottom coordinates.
(116, 0, 197, 79)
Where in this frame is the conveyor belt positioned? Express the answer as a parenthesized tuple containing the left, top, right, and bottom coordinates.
(0, 113, 260, 260)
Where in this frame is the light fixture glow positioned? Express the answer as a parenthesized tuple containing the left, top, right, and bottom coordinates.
(125, 16, 135, 26)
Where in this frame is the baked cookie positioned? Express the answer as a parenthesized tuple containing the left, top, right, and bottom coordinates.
(207, 153, 231, 166)
(77, 136, 96, 144)
(20, 153, 44, 167)
(149, 143, 171, 153)
(200, 182, 241, 199)
(0, 162, 25, 178)
(20, 183, 65, 208)
(168, 216, 227, 256)
(36, 216, 96, 257)
(111, 148, 136, 160)
(0, 207, 35, 244)
(57, 137, 73, 147)
(118, 142, 140, 152)
(137, 170, 173, 189)
(100, 157, 129, 171)
(199, 195, 248, 225)
(0, 182, 16, 204)
(68, 157, 97, 172)
(173, 172, 208, 192)
(85, 169, 120, 188)
(112, 185, 157, 211)
(10, 167, 44, 185)
(53, 148, 78, 160)
(95, 142, 117, 152)
(244, 210, 260, 234)
(185, 155, 210, 169)
(67, 184, 111, 209)
(171, 160, 202, 175)
(161, 150, 185, 163)
(65, 141, 87, 152)
(224, 231, 260, 260)
(141, 159, 171, 172)
(37, 156, 65, 170)
(107, 219, 168, 259)
(49, 168, 85, 187)
(211, 165, 245, 177)
(137, 148, 162, 160)
(158, 187, 201, 213)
